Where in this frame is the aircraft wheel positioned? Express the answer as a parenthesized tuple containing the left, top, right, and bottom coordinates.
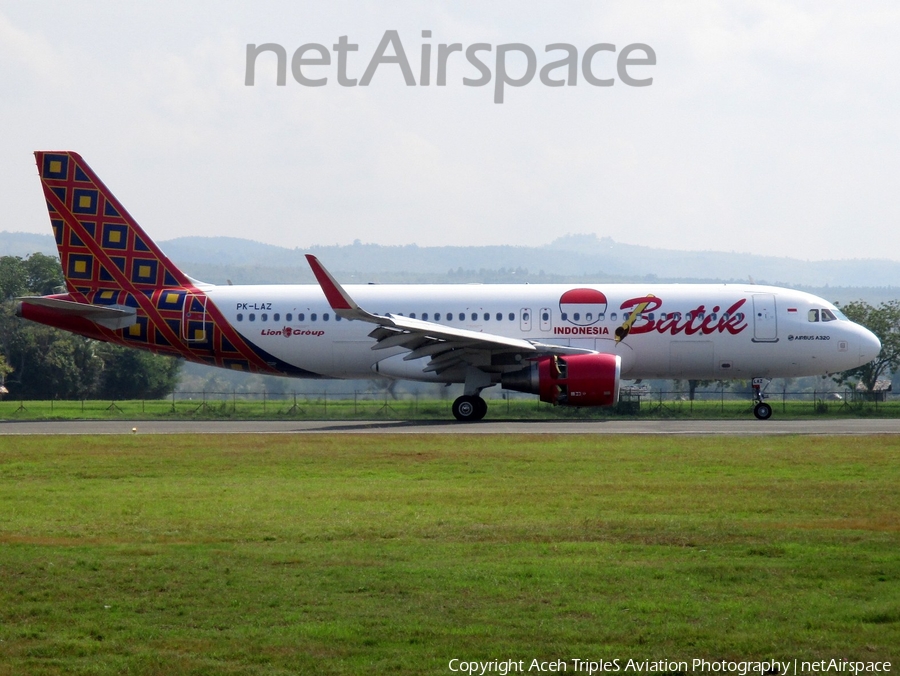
(473, 396, 488, 420)
(453, 395, 486, 422)
(753, 402, 773, 420)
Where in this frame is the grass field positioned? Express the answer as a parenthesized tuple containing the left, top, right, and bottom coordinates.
(0, 434, 898, 675)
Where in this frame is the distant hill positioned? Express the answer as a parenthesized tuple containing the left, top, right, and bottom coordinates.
(0, 231, 59, 258)
(2, 231, 898, 304)
(150, 234, 900, 290)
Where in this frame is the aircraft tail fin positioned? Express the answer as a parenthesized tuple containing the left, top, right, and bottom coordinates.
(34, 151, 194, 296)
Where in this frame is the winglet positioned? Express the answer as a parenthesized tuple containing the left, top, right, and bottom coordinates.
(305, 254, 356, 311)
(305, 254, 383, 323)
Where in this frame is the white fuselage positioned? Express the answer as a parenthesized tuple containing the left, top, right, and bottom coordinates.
(205, 282, 880, 382)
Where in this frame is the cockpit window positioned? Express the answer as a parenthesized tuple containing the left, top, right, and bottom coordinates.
(808, 309, 819, 322)
(821, 309, 837, 322)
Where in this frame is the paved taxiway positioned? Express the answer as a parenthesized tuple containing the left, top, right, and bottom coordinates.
(2, 419, 900, 435)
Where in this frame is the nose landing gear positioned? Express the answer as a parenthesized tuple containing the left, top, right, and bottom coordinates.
(752, 377, 773, 420)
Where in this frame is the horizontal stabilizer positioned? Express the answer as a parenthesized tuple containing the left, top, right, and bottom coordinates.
(17, 296, 137, 330)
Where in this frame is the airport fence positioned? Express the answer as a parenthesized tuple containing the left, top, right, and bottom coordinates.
(0, 387, 897, 420)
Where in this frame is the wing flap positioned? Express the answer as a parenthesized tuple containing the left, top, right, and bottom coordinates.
(404, 341, 467, 361)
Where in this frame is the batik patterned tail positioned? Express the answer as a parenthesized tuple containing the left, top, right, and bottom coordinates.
(35, 151, 192, 296)
(28, 151, 310, 376)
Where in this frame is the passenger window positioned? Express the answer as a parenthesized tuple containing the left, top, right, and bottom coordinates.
(573, 312, 580, 321)
(261, 313, 268, 321)
(286, 313, 292, 321)
(336, 315, 341, 321)
(598, 313, 605, 321)
(561, 312, 568, 321)
(297, 313, 304, 321)
(542, 311, 550, 321)
(273, 313, 280, 322)
(508, 313, 514, 321)
(821, 309, 837, 322)
(708, 313, 715, 321)
(484, 312, 490, 321)
(434, 312, 441, 321)
(459, 313, 465, 321)
(808, 309, 819, 322)
(523, 312, 530, 321)
(623, 313, 630, 321)
(610, 312, 617, 321)
(422, 313, 428, 321)
(249, 313, 256, 322)
(471, 313, 478, 321)
(409, 313, 416, 319)
(237, 313, 243, 322)
(686, 313, 692, 321)
(496, 312, 502, 321)
(311, 313, 317, 321)
(323, 313, 329, 321)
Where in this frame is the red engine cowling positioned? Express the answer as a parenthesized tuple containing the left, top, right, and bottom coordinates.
(501, 353, 621, 407)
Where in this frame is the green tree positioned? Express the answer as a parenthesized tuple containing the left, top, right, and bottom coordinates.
(687, 379, 715, 401)
(673, 379, 716, 401)
(96, 344, 182, 400)
(0, 253, 182, 400)
(23, 252, 65, 295)
(0, 352, 12, 384)
(834, 300, 900, 393)
(0, 256, 26, 300)
(0, 253, 64, 300)
(0, 302, 102, 399)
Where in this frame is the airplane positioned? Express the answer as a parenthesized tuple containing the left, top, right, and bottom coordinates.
(17, 151, 882, 421)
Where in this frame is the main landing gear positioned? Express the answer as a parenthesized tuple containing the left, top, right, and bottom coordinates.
(452, 395, 488, 422)
(752, 377, 773, 420)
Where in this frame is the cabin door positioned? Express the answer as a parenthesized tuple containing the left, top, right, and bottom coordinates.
(182, 293, 209, 343)
(752, 294, 778, 342)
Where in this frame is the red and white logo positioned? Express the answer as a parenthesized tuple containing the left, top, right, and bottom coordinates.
(559, 288, 607, 326)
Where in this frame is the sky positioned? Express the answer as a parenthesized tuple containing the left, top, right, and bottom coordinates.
(1, 1, 898, 261)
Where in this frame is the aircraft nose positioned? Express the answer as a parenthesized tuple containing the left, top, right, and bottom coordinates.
(857, 325, 881, 366)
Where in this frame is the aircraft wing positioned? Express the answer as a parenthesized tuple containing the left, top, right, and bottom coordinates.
(306, 255, 592, 375)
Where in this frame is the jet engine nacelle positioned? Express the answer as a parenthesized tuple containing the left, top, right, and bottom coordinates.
(501, 353, 622, 406)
